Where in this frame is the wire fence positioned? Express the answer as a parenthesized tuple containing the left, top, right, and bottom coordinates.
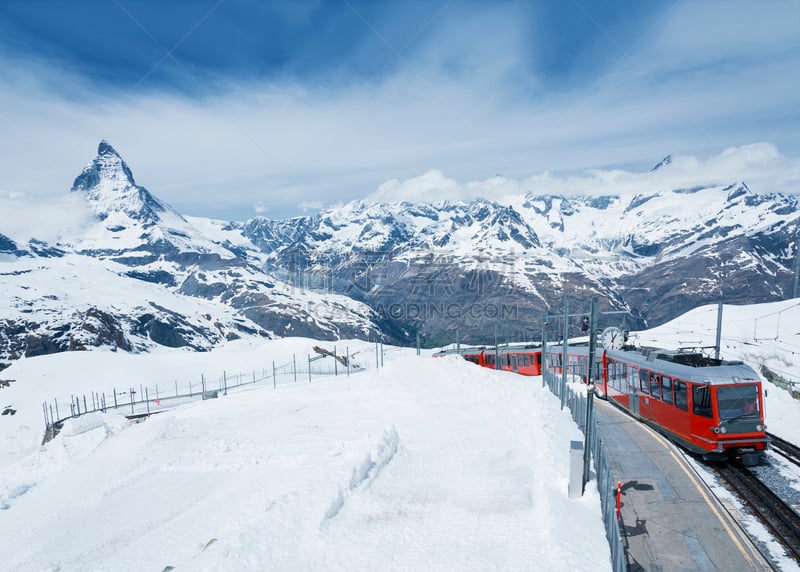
(42, 343, 387, 443)
(543, 367, 627, 572)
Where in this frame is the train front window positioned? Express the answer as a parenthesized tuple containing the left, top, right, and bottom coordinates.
(716, 384, 760, 419)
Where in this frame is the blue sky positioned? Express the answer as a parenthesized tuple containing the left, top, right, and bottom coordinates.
(0, 0, 799, 222)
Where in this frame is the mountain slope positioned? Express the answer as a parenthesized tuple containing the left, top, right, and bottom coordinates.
(239, 182, 799, 343)
(0, 143, 391, 370)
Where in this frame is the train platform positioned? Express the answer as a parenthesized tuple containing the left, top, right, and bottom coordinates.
(594, 400, 771, 571)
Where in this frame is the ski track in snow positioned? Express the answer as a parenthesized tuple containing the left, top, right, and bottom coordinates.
(323, 426, 400, 523)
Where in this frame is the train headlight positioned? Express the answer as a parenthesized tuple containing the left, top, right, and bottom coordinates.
(719, 426, 727, 434)
(755, 424, 765, 431)
(712, 426, 727, 434)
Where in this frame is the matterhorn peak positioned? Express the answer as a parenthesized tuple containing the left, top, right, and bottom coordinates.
(98, 139, 120, 157)
(72, 140, 137, 193)
(70, 140, 175, 225)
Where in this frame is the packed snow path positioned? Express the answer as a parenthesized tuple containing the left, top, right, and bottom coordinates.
(0, 351, 610, 571)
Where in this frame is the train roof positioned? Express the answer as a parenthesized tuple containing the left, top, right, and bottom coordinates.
(436, 344, 541, 356)
(605, 346, 760, 385)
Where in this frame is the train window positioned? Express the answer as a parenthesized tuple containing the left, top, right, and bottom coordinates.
(511, 355, 517, 368)
(639, 369, 649, 394)
(609, 362, 624, 391)
(661, 377, 673, 405)
(487, 355, 494, 366)
(692, 385, 712, 418)
(523, 354, 529, 367)
(536, 353, 542, 366)
(649, 373, 661, 400)
(593, 361, 602, 384)
(674, 381, 687, 410)
(628, 367, 638, 394)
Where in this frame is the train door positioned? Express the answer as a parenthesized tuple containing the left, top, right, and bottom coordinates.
(670, 378, 690, 438)
(689, 383, 714, 439)
(511, 354, 518, 373)
(627, 365, 640, 417)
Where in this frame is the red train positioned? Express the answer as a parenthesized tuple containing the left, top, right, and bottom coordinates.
(443, 345, 544, 376)
(442, 342, 768, 465)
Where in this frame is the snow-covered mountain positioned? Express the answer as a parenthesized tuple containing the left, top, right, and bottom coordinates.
(2, 141, 799, 366)
(238, 182, 799, 345)
(0, 143, 390, 370)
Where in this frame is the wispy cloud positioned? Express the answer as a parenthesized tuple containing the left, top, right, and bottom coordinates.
(364, 143, 800, 205)
(0, 2, 797, 223)
(0, 190, 94, 244)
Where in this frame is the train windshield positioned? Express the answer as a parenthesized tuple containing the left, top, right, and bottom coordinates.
(716, 384, 760, 419)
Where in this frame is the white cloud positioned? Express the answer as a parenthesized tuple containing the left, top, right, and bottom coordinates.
(367, 170, 462, 203)
(362, 144, 800, 206)
(298, 200, 324, 212)
(0, 1, 797, 221)
(0, 190, 95, 244)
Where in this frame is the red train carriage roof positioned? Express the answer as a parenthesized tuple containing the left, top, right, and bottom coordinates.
(604, 347, 760, 386)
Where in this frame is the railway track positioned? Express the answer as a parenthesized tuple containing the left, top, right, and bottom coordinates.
(712, 461, 800, 564)
(767, 432, 800, 468)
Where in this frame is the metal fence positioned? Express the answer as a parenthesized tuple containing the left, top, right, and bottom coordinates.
(543, 367, 627, 572)
(42, 343, 387, 443)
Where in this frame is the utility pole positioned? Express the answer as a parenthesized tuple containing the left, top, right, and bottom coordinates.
(495, 324, 500, 370)
(715, 300, 723, 361)
(586, 297, 599, 385)
(561, 297, 569, 409)
(794, 234, 800, 299)
(582, 297, 599, 493)
(541, 312, 548, 389)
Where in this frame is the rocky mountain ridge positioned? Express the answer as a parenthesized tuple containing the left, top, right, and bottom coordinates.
(2, 142, 798, 367)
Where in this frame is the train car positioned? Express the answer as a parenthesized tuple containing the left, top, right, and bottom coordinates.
(446, 338, 768, 465)
(437, 345, 544, 376)
(597, 346, 768, 465)
(541, 343, 602, 385)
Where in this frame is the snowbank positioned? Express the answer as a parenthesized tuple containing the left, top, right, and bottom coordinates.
(0, 345, 610, 571)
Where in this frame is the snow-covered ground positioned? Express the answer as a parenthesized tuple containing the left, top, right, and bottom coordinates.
(2, 299, 800, 571)
(0, 339, 610, 571)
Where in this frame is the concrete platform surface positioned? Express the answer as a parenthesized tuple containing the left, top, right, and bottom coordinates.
(595, 400, 771, 571)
